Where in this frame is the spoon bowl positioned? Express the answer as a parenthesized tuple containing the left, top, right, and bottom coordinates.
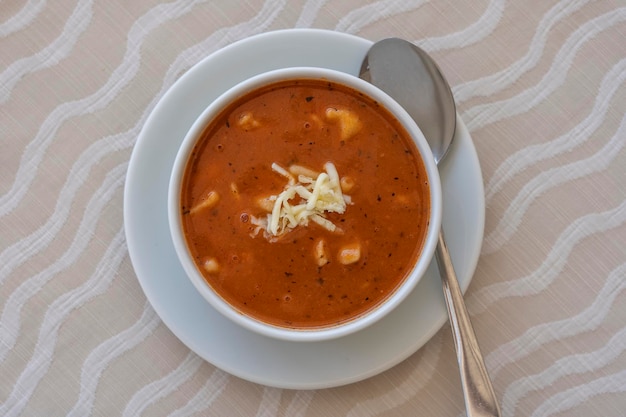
(359, 38, 456, 164)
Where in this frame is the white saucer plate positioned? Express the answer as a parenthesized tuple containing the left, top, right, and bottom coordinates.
(124, 29, 484, 390)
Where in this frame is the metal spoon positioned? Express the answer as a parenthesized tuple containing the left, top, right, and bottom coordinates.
(360, 38, 501, 417)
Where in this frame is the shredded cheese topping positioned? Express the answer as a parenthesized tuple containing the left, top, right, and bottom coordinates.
(251, 162, 350, 238)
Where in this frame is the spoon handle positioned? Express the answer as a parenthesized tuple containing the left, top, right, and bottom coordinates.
(435, 229, 502, 417)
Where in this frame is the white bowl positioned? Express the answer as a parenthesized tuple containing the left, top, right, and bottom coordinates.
(168, 67, 442, 342)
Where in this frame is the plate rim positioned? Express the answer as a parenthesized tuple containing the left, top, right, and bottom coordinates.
(123, 28, 484, 389)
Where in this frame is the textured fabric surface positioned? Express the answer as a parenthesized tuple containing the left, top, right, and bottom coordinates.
(1, 1, 625, 416)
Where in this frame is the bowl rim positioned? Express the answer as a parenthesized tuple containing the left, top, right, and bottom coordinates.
(168, 66, 442, 342)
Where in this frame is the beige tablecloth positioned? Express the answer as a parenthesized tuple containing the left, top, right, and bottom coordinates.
(2, 1, 625, 416)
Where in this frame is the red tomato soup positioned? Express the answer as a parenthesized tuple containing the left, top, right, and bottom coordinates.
(180, 79, 431, 329)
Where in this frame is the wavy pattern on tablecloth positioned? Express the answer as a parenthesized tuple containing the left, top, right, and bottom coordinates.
(0, 0, 47, 37)
(483, 111, 626, 254)
(471, 198, 626, 314)
(531, 369, 626, 416)
(452, 0, 592, 103)
(501, 280, 626, 414)
(485, 262, 626, 375)
(484, 58, 626, 201)
(418, 0, 505, 51)
(0, 0, 93, 103)
(67, 301, 160, 417)
(463, 8, 626, 132)
(166, 368, 230, 417)
(295, 0, 328, 28)
(121, 352, 205, 417)
(0, 0, 208, 217)
(0, 226, 128, 415)
(335, 0, 428, 33)
(1, 0, 625, 416)
(0, 163, 128, 363)
(284, 391, 316, 417)
(345, 333, 443, 417)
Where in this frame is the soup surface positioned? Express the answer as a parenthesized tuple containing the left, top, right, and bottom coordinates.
(180, 78, 431, 329)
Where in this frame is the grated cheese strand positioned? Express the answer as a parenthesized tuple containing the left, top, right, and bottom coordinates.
(306, 172, 328, 211)
(271, 162, 295, 185)
(265, 162, 349, 237)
